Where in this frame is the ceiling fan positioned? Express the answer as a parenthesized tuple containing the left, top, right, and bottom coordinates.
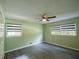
(41, 13, 56, 22)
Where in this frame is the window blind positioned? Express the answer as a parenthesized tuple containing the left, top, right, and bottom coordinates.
(51, 24, 76, 36)
(6, 23, 22, 37)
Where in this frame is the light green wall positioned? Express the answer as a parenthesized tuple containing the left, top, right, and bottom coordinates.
(4, 19, 42, 51)
(43, 17, 79, 51)
(5, 17, 79, 52)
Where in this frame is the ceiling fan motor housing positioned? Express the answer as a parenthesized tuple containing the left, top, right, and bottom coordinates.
(42, 13, 48, 21)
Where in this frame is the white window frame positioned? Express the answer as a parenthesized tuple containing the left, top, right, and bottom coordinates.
(51, 24, 76, 36)
(6, 23, 22, 37)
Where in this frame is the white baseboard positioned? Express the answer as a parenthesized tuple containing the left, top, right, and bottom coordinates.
(43, 41, 79, 51)
(5, 42, 42, 53)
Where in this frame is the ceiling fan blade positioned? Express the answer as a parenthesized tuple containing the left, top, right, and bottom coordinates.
(48, 16, 56, 19)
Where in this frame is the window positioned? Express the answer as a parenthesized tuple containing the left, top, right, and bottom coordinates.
(51, 24, 76, 36)
(6, 23, 22, 37)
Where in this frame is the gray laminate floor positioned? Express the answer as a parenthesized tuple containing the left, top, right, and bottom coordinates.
(4, 43, 79, 59)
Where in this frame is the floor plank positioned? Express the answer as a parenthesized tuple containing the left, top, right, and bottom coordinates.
(4, 43, 79, 59)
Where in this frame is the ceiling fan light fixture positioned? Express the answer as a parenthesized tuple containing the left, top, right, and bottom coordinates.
(42, 19, 47, 22)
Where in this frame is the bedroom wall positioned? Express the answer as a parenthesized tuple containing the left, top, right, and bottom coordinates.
(5, 19, 42, 52)
(43, 17, 79, 51)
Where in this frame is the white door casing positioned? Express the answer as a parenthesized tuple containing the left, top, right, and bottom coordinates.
(0, 4, 5, 59)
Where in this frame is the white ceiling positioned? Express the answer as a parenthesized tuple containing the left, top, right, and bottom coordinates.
(1, 0, 79, 24)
